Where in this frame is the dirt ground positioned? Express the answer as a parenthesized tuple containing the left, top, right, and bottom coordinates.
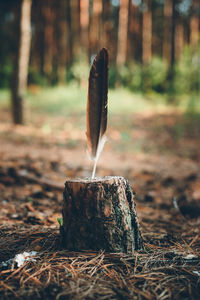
(0, 108, 200, 299)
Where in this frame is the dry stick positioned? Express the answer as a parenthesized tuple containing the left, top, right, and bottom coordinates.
(17, 170, 64, 190)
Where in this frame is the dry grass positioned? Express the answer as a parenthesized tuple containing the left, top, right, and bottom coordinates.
(0, 222, 199, 300)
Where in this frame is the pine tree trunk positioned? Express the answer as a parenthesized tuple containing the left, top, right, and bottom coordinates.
(127, 1, 141, 61)
(142, 0, 152, 64)
(89, 0, 103, 57)
(170, 0, 176, 67)
(102, 0, 115, 63)
(57, 0, 68, 84)
(175, 20, 184, 61)
(102, 0, 111, 47)
(163, 0, 172, 64)
(167, 0, 177, 102)
(116, 0, 129, 66)
(11, 0, 32, 124)
(66, 0, 73, 65)
(190, 0, 199, 48)
(80, 0, 89, 53)
(43, 0, 54, 78)
(70, 0, 80, 58)
(62, 176, 143, 253)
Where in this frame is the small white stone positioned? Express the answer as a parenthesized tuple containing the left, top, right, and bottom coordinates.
(184, 254, 197, 260)
(192, 271, 200, 276)
(14, 251, 38, 267)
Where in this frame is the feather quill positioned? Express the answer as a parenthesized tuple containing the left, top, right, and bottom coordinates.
(86, 48, 109, 179)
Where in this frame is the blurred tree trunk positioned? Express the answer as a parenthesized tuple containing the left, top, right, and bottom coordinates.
(43, 0, 55, 78)
(57, 0, 68, 84)
(163, 0, 172, 64)
(80, 0, 89, 53)
(102, 0, 115, 63)
(190, 0, 199, 48)
(102, 0, 111, 47)
(142, 0, 152, 64)
(116, 0, 129, 67)
(71, 0, 80, 58)
(167, 0, 177, 102)
(89, 0, 103, 57)
(66, 0, 73, 64)
(31, 1, 45, 76)
(170, 0, 176, 67)
(127, 1, 141, 61)
(175, 19, 184, 61)
(11, 0, 32, 125)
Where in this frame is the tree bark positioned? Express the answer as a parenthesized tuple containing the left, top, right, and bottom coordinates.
(11, 0, 32, 124)
(116, 0, 129, 67)
(190, 0, 199, 48)
(70, 0, 80, 58)
(31, 0, 45, 76)
(175, 20, 184, 61)
(102, 0, 115, 63)
(89, 0, 103, 57)
(142, 0, 152, 64)
(170, 0, 176, 68)
(102, 0, 111, 47)
(163, 0, 172, 64)
(57, 0, 68, 84)
(127, 0, 141, 61)
(43, 0, 54, 77)
(80, 0, 89, 53)
(62, 176, 143, 253)
(167, 0, 177, 102)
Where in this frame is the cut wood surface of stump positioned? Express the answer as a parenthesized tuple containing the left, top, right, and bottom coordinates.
(62, 176, 143, 253)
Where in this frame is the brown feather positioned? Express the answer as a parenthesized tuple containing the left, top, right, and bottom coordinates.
(86, 48, 109, 159)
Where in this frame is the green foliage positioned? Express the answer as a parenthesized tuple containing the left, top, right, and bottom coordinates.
(0, 60, 13, 88)
(57, 217, 63, 226)
(28, 68, 48, 86)
(118, 62, 143, 92)
(0, 36, 198, 101)
(109, 64, 118, 88)
(142, 57, 168, 93)
(70, 53, 90, 86)
(114, 58, 168, 93)
(109, 48, 200, 100)
(174, 45, 200, 95)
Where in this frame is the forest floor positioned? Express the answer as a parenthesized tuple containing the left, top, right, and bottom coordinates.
(0, 92, 200, 299)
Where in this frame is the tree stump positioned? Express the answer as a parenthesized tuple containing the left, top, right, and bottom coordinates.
(62, 176, 143, 253)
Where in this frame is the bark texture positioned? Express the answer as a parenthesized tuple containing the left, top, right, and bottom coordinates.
(89, 0, 102, 57)
(116, 0, 129, 66)
(11, 0, 32, 124)
(163, 0, 172, 64)
(62, 176, 143, 253)
(57, 0, 68, 84)
(80, 0, 89, 52)
(190, 0, 199, 48)
(142, 0, 152, 64)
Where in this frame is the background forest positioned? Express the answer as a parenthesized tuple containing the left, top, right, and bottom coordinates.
(0, 1, 200, 299)
(0, 0, 199, 113)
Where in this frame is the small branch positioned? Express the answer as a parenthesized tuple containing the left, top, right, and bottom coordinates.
(17, 170, 64, 190)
